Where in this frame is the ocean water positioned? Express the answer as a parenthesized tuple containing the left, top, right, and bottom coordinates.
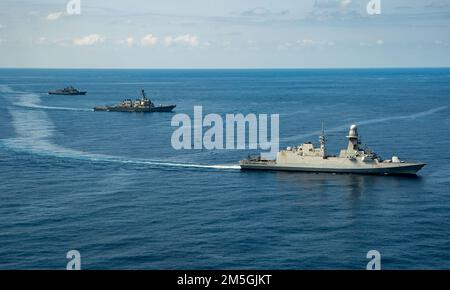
(0, 68, 449, 269)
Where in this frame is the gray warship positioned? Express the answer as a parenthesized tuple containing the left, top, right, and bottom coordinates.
(48, 86, 87, 95)
(94, 89, 176, 112)
(240, 124, 425, 175)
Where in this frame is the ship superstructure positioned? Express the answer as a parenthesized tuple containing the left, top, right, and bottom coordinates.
(48, 86, 87, 95)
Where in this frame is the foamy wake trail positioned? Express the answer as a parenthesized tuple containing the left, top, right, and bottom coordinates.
(0, 85, 15, 93)
(15, 102, 93, 112)
(0, 85, 239, 171)
(1, 110, 239, 170)
(283, 106, 448, 142)
(14, 92, 92, 112)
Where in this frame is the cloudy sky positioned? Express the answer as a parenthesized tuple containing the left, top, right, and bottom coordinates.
(0, 0, 449, 68)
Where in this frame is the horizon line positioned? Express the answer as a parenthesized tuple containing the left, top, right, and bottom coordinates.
(1, 66, 450, 70)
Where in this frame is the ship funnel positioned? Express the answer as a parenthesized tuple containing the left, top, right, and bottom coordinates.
(346, 124, 358, 139)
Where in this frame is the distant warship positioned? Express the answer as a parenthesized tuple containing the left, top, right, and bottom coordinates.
(240, 124, 425, 175)
(48, 86, 87, 95)
(93, 89, 176, 112)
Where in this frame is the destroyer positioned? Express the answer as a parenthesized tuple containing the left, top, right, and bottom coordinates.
(240, 124, 425, 175)
(48, 86, 87, 95)
(94, 89, 176, 112)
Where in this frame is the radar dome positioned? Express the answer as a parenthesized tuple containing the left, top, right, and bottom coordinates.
(347, 124, 358, 138)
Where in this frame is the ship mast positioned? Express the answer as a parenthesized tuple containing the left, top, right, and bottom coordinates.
(140, 89, 154, 107)
(141, 89, 147, 99)
(319, 121, 327, 158)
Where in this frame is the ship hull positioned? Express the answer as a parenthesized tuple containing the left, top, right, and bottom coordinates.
(48, 91, 87, 95)
(93, 105, 176, 112)
(239, 162, 426, 175)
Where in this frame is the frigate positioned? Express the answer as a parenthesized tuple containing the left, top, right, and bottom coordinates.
(48, 86, 87, 95)
(93, 89, 176, 112)
(240, 124, 425, 175)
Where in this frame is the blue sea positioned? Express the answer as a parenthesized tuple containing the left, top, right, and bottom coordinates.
(0, 68, 449, 269)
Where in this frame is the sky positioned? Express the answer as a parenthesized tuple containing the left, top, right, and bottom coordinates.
(0, 0, 449, 68)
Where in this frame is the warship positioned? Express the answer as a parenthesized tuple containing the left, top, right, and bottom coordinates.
(93, 89, 176, 112)
(240, 124, 425, 175)
(48, 86, 87, 95)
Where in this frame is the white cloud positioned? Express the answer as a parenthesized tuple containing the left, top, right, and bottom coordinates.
(299, 39, 315, 45)
(45, 12, 64, 21)
(434, 40, 448, 46)
(164, 34, 199, 47)
(0, 24, 4, 29)
(36, 37, 47, 44)
(241, 7, 270, 17)
(240, 7, 289, 17)
(140, 34, 158, 46)
(120, 37, 135, 47)
(297, 39, 335, 47)
(359, 39, 384, 47)
(340, 0, 352, 8)
(73, 34, 105, 46)
(277, 39, 336, 50)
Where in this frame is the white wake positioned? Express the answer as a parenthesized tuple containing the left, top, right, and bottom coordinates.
(0, 85, 240, 171)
